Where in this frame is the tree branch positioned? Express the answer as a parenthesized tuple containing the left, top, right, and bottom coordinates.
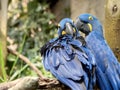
(0, 76, 38, 90)
(7, 46, 45, 79)
(0, 76, 69, 90)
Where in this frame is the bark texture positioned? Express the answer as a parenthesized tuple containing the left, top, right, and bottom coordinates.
(104, 0, 120, 61)
(0, 76, 69, 90)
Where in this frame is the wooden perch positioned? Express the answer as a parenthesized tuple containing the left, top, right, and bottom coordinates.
(0, 76, 69, 90)
(0, 76, 38, 90)
(0, 76, 59, 90)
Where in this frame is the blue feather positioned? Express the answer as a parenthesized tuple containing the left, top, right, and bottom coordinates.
(86, 28, 120, 90)
(95, 66, 112, 90)
(40, 18, 96, 90)
(76, 13, 120, 90)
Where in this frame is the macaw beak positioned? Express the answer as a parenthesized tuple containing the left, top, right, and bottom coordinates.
(65, 23, 74, 36)
(74, 18, 92, 35)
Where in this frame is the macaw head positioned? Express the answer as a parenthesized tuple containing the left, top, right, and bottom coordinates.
(74, 13, 102, 35)
(58, 18, 80, 37)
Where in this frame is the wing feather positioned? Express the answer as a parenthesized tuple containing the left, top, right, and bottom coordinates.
(86, 32, 120, 89)
(41, 35, 95, 90)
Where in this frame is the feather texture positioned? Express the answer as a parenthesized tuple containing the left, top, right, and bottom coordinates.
(41, 34, 96, 90)
(75, 13, 120, 90)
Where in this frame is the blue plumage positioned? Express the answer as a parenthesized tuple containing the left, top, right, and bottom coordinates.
(40, 18, 96, 90)
(75, 13, 120, 90)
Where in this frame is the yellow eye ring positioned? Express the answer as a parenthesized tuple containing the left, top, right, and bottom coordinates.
(88, 16, 93, 20)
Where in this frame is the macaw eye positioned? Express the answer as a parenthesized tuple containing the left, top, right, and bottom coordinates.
(62, 31, 66, 35)
(88, 16, 93, 20)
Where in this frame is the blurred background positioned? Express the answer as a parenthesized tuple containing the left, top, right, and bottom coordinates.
(1, 0, 120, 83)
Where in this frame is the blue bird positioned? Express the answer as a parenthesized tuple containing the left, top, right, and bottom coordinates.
(74, 13, 120, 90)
(40, 18, 96, 90)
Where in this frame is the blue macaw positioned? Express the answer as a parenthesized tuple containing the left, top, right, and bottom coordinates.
(74, 13, 120, 90)
(40, 18, 96, 90)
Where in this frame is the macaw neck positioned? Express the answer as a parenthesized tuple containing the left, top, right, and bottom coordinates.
(86, 24, 104, 45)
(92, 22, 103, 36)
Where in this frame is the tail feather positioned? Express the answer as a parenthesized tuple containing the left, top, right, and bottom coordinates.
(96, 66, 112, 90)
(113, 63, 120, 89)
(105, 67, 119, 90)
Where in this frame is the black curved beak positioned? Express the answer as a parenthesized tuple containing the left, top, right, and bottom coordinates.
(74, 17, 91, 35)
(65, 23, 74, 36)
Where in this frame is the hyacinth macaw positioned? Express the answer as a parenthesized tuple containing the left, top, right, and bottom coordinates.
(74, 13, 120, 90)
(40, 18, 96, 90)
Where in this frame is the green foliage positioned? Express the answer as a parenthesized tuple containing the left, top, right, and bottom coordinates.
(7, 0, 57, 81)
